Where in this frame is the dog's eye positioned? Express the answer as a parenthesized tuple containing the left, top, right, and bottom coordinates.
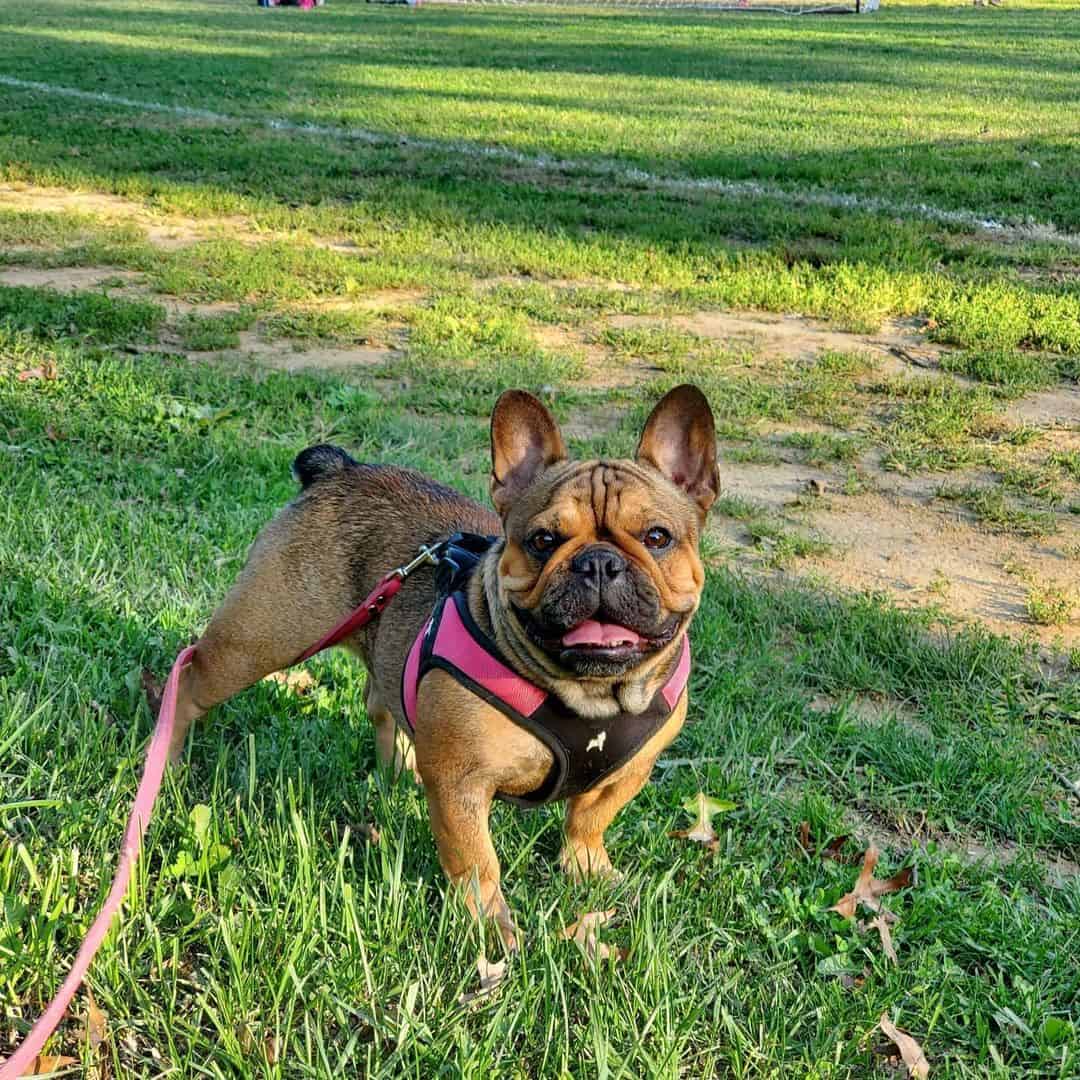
(643, 526, 673, 551)
(527, 529, 558, 555)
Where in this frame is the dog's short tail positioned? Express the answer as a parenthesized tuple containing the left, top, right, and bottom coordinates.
(292, 444, 357, 488)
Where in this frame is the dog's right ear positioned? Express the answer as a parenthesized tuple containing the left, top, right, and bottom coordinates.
(490, 390, 567, 516)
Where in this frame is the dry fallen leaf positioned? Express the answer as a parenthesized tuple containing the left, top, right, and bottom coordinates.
(796, 823, 856, 863)
(821, 834, 856, 863)
(560, 909, 626, 962)
(16, 361, 58, 382)
(669, 792, 737, 849)
(797, 820, 812, 853)
(865, 912, 899, 965)
(358, 823, 381, 845)
(24, 1056, 77, 1076)
(140, 667, 165, 718)
(263, 669, 316, 695)
(458, 955, 508, 1004)
(830, 845, 913, 918)
(878, 1013, 930, 1078)
(264, 1034, 281, 1064)
(85, 987, 108, 1050)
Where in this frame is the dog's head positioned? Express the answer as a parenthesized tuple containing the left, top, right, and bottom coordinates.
(489, 385, 718, 681)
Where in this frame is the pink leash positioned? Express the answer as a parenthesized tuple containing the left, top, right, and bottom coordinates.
(0, 546, 440, 1077)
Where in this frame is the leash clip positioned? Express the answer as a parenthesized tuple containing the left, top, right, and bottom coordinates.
(394, 544, 441, 581)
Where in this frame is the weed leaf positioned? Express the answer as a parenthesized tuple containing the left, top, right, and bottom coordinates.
(670, 792, 736, 846)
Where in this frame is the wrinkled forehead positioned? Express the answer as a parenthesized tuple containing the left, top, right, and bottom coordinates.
(509, 460, 689, 534)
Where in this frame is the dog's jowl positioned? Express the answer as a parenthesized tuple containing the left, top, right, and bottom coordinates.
(166, 385, 718, 948)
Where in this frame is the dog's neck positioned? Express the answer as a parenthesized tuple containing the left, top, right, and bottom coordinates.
(472, 552, 676, 720)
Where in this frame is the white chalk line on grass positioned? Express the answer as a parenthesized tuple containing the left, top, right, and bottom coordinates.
(3, 73, 1077, 249)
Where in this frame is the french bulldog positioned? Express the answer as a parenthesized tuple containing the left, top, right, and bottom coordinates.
(166, 384, 718, 947)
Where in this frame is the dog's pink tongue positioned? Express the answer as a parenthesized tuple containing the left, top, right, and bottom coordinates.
(563, 620, 643, 648)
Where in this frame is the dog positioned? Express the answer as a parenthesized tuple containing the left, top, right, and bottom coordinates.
(166, 384, 718, 947)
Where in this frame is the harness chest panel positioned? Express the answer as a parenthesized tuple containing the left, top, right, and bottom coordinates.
(401, 592, 690, 807)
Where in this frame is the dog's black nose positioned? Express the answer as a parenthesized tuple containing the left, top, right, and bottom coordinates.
(571, 545, 627, 586)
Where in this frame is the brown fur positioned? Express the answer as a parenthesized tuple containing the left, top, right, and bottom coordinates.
(167, 386, 717, 950)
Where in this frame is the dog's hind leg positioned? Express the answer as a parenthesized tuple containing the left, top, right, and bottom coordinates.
(166, 512, 356, 763)
(367, 684, 419, 782)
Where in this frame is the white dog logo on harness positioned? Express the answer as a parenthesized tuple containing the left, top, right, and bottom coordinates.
(586, 730, 607, 754)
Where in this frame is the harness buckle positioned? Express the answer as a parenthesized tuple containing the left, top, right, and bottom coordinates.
(393, 544, 441, 581)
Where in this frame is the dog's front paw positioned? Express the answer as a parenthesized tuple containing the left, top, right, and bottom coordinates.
(559, 842, 623, 884)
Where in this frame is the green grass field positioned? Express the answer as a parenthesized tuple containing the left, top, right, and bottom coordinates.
(1, 0, 1079, 1076)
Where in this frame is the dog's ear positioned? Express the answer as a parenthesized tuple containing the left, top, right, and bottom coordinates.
(636, 384, 719, 518)
(491, 390, 568, 516)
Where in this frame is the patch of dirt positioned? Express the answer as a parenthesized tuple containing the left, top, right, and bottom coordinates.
(609, 310, 935, 366)
(808, 693, 931, 739)
(713, 461, 1080, 649)
(0, 266, 140, 291)
(227, 332, 398, 372)
(2, 183, 145, 221)
(561, 402, 627, 444)
(841, 807, 1079, 888)
(1004, 386, 1080, 428)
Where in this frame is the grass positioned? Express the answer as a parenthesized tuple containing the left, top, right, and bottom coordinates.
(0, 283, 164, 344)
(177, 307, 259, 352)
(940, 347, 1061, 399)
(260, 305, 379, 345)
(938, 485, 1059, 538)
(4, 326, 1079, 1077)
(783, 432, 865, 465)
(880, 376, 1003, 472)
(1025, 581, 1076, 627)
(2, 1, 1080, 1074)
(745, 520, 833, 567)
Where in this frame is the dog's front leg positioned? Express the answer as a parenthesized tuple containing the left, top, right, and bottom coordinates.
(424, 779, 516, 950)
(561, 702, 688, 882)
(560, 764, 653, 882)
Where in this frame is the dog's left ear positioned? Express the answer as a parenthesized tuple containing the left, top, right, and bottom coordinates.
(636, 384, 719, 519)
(490, 389, 568, 516)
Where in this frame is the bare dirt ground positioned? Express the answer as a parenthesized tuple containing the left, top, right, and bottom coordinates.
(5, 184, 1079, 652)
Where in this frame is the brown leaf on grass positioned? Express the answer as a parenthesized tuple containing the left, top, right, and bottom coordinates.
(878, 1014, 930, 1078)
(797, 820, 812, 853)
(263, 669, 316, 695)
(24, 1057, 77, 1075)
(45, 424, 64, 442)
(830, 845, 913, 918)
(358, 823, 381, 845)
(457, 955, 508, 1005)
(839, 969, 868, 991)
(264, 1035, 281, 1064)
(560, 909, 626, 962)
(865, 912, 899, 965)
(85, 987, 108, 1050)
(17, 361, 58, 382)
(796, 823, 856, 863)
(821, 834, 856, 863)
(140, 667, 165, 718)
(669, 792, 737, 850)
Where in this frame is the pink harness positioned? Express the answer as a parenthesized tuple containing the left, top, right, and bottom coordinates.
(402, 591, 691, 806)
